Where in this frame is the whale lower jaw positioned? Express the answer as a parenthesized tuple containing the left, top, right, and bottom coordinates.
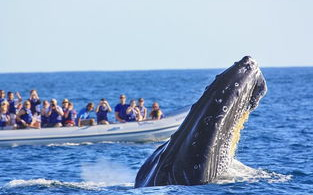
(214, 111, 250, 179)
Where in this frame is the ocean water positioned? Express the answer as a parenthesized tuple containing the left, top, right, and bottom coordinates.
(0, 68, 312, 195)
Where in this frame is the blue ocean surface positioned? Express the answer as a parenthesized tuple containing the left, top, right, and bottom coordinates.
(0, 68, 312, 195)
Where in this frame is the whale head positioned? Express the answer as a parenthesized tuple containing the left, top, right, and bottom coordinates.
(135, 56, 267, 187)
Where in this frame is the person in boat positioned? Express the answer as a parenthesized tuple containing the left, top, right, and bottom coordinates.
(115, 94, 129, 123)
(16, 100, 39, 129)
(137, 98, 147, 120)
(149, 102, 164, 120)
(63, 102, 77, 127)
(29, 90, 41, 116)
(0, 101, 11, 130)
(41, 100, 50, 128)
(7, 91, 22, 128)
(126, 99, 142, 122)
(96, 98, 112, 125)
(76, 102, 96, 127)
(0, 90, 6, 104)
(47, 99, 64, 127)
(61, 98, 69, 124)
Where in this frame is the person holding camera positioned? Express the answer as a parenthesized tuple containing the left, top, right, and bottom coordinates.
(126, 99, 142, 122)
(96, 98, 112, 125)
(47, 99, 64, 127)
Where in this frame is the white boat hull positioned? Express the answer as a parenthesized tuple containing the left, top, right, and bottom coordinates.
(0, 110, 188, 146)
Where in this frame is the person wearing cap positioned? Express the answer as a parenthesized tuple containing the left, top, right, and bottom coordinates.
(76, 102, 96, 127)
(137, 98, 147, 120)
(96, 98, 112, 125)
(47, 99, 64, 127)
(149, 102, 164, 120)
(114, 94, 129, 123)
(61, 98, 69, 125)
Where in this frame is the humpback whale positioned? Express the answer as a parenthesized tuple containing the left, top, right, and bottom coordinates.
(135, 56, 267, 187)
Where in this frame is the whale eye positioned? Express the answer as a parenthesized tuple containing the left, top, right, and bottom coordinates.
(194, 164, 199, 170)
(235, 82, 239, 87)
(222, 106, 228, 112)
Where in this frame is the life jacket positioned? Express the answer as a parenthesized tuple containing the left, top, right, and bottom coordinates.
(29, 98, 41, 115)
(126, 108, 137, 122)
(41, 108, 50, 126)
(7, 99, 16, 114)
(49, 106, 63, 124)
(65, 110, 77, 123)
(151, 110, 164, 120)
(20, 108, 33, 124)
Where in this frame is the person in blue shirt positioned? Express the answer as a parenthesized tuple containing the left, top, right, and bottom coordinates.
(114, 94, 129, 123)
(47, 99, 64, 127)
(7, 91, 22, 128)
(0, 101, 10, 130)
(96, 98, 112, 125)
(76, 102, 96, 127)
(29, 90, 41, 116)
(16, 100, 39, 129)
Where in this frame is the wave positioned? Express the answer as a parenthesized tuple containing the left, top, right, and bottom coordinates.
(46, 142, 94, 147)
(46, 141, 118, 147)
(4, 178, 133, 191)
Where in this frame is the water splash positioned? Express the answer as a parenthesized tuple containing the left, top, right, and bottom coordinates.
(216, 159, 292, 184)
(81, 158, 136, 186)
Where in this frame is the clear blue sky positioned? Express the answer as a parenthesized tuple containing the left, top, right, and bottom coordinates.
(0, 0, 312, 73)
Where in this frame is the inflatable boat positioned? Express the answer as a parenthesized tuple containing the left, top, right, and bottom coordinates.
(0, 108, 189, 146)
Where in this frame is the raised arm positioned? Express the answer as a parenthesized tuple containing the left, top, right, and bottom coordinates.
(16, 92, 22, 102)
(105, 101, 112, 112)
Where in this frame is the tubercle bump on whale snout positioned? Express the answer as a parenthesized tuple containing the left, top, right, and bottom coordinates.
(237, 56, 259, 71)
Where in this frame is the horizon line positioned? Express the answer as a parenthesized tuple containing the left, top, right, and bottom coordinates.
(0, 65, 313, 74)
